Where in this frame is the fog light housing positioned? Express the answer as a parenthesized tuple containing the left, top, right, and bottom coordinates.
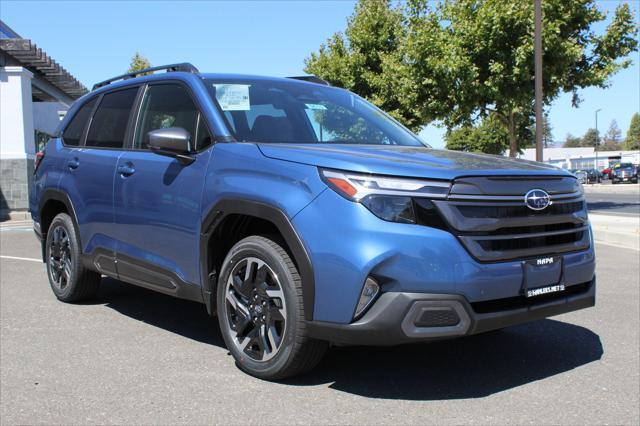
(354, 277, 380, 320)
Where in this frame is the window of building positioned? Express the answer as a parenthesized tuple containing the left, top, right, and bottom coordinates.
(86, 88, 138, 149)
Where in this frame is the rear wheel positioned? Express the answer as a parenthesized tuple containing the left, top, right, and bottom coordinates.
(45, 213, 101, 302)
(217, 236, 328, 380)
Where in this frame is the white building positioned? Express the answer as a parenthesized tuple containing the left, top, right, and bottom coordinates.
(1, 20, 87, 216)
(518, 147, 640, 170)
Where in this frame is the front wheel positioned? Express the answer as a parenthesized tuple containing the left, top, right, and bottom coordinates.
(217, 236, 328, 380)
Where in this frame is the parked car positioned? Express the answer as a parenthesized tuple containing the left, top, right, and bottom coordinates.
(602, 162, 620, 180)
(30, 63, 596, 379)
(570, 169, 588, 184)
(584, 169, 602, 184)
(611, 163, 639, 184)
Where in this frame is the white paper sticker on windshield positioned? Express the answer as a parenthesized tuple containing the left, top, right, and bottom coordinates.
(305, 103, 327, 110)
(213, 84, 250, 111)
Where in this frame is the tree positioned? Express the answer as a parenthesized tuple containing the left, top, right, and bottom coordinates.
(445, 115, 509, 154)
(527, 113, 553, 148)
(600, 140, 623, 151)
(625, 113, 640, 150)
(604, 120, 622, 144)
(582, 128, 599, 147)
(564, 133, 583, 148)
(305, 0, 638, 156)
(128, 52, 151, 74)
(305, 1, 421, 131)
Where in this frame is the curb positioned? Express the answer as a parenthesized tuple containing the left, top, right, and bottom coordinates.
(0, 210, 31, 222)
(590, 214, 640, 251)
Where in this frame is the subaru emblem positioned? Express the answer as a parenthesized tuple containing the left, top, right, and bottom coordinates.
(524, 189, 551, 211)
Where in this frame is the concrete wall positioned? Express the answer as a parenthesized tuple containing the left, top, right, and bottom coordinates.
(0, 158, 32, 212)
(1, 66, 35, 212)
(33, 101, 66, 135)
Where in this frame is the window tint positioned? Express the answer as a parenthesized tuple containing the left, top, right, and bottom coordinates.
(86, 88, 138, 148)
(62, 98, 96, 146)
(134, 84, 198, 150)
(195, 114, 213, 151)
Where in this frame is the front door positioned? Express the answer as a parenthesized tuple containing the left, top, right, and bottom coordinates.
(113, 83, 214, 294)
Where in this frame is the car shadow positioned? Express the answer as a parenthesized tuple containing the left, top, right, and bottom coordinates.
(587, 201, 639, 213)
(96, 277, 225, 347)
(288, 320, 603, 400)
(96, 278, 603, 400)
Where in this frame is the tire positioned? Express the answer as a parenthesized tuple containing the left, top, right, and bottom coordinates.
(45, 213, 101, 302)
(217, 235, 328, 380)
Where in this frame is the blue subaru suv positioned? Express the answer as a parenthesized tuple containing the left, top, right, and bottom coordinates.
(30, 63, 596, 379)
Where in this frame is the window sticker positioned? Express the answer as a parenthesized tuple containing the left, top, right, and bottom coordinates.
(305, 103, 327, 110)
(213, 84, 251, 111)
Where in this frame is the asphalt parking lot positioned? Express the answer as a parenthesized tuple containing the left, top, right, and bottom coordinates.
(584, 183, 640, 216)
(1, 222, 639, 425)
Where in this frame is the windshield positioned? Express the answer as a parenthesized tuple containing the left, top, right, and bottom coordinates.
(205, 78, 426, 147)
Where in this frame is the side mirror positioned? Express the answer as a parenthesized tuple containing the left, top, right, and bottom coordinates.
(147, 127, 194, 164)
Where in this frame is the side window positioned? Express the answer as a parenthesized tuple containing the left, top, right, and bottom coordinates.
(134, 84, 198, 150)
(86, 88, 138, 149)
(61, 98, 96, 146)
(195, 114, 213, 151)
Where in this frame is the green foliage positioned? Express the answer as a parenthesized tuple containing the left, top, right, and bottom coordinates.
(563, 133, 583, 148)
(305, 0, 422, 131)
(625, 113, 640, 150)
(305, 0, 638, 155)
(600, 140, 623, 151)
(444, 116, 509, 155)
(604, 120, 622, 144)
(582, 128, 599, 147)
(128, 52, 152, 74)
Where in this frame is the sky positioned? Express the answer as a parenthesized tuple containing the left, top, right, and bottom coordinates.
(1, 0, 638, 149)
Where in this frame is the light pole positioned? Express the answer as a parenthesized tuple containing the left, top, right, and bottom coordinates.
(595, 109, 601, 171)
(534, 0, 543, 162)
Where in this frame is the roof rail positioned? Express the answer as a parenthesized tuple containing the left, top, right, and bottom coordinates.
(92, 62, 199, 90)
(287, 75, 330, 86)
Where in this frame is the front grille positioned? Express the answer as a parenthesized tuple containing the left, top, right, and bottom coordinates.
(433, 176, 590, 262)
(456, 201, 584, 219)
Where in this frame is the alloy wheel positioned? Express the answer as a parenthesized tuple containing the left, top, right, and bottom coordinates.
(224, 257, 287, 362)
(48, 225, 72, 290)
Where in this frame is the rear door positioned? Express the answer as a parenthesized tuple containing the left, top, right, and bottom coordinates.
(59, 87, 139, 275)
(113, 82, 214, 292)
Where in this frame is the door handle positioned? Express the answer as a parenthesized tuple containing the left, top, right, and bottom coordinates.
(67, 158, 79, 170)
(117, 162, 136, 177)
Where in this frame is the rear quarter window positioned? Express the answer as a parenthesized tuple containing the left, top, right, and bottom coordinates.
(61, 98, 97, 146)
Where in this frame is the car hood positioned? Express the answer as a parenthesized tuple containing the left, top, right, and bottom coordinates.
(256, 144, 570, 180)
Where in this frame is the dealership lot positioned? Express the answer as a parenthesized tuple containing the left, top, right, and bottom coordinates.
(0, 223, 639, 425)
(584, 183, 640, 216)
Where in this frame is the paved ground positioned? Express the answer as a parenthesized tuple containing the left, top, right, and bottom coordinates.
(584, 183, 639, 216)
(1, 223, 639, 425)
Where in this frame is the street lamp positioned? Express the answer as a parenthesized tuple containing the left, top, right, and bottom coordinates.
(595, 109, 602, 171)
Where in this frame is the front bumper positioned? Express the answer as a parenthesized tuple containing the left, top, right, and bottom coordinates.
(307, 277, 595, 346)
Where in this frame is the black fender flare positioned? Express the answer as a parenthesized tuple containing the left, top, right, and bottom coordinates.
(200, 199, 315, 320)
(38, 189, 82, 261)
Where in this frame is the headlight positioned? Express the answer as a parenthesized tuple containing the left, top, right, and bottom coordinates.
(319, 168, 451, 223)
